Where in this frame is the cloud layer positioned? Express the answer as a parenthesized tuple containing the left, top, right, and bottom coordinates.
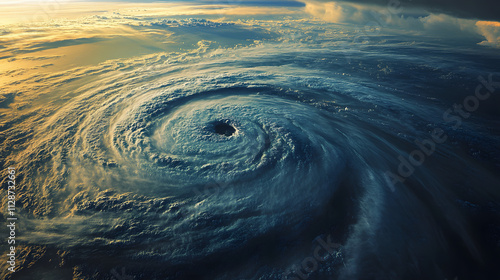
(308, 0, 500, 21)
(304, 1, 500, 47)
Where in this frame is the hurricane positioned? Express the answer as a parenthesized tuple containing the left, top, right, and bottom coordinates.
(1, 1, 500, 280)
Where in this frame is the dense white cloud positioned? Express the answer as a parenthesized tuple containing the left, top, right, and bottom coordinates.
(476, 21, 500, 47)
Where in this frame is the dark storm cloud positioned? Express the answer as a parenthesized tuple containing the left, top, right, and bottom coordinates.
(324, 0, 500, 21)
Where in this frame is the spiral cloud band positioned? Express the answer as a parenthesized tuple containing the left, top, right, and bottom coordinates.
(1, 4, 500, 279)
